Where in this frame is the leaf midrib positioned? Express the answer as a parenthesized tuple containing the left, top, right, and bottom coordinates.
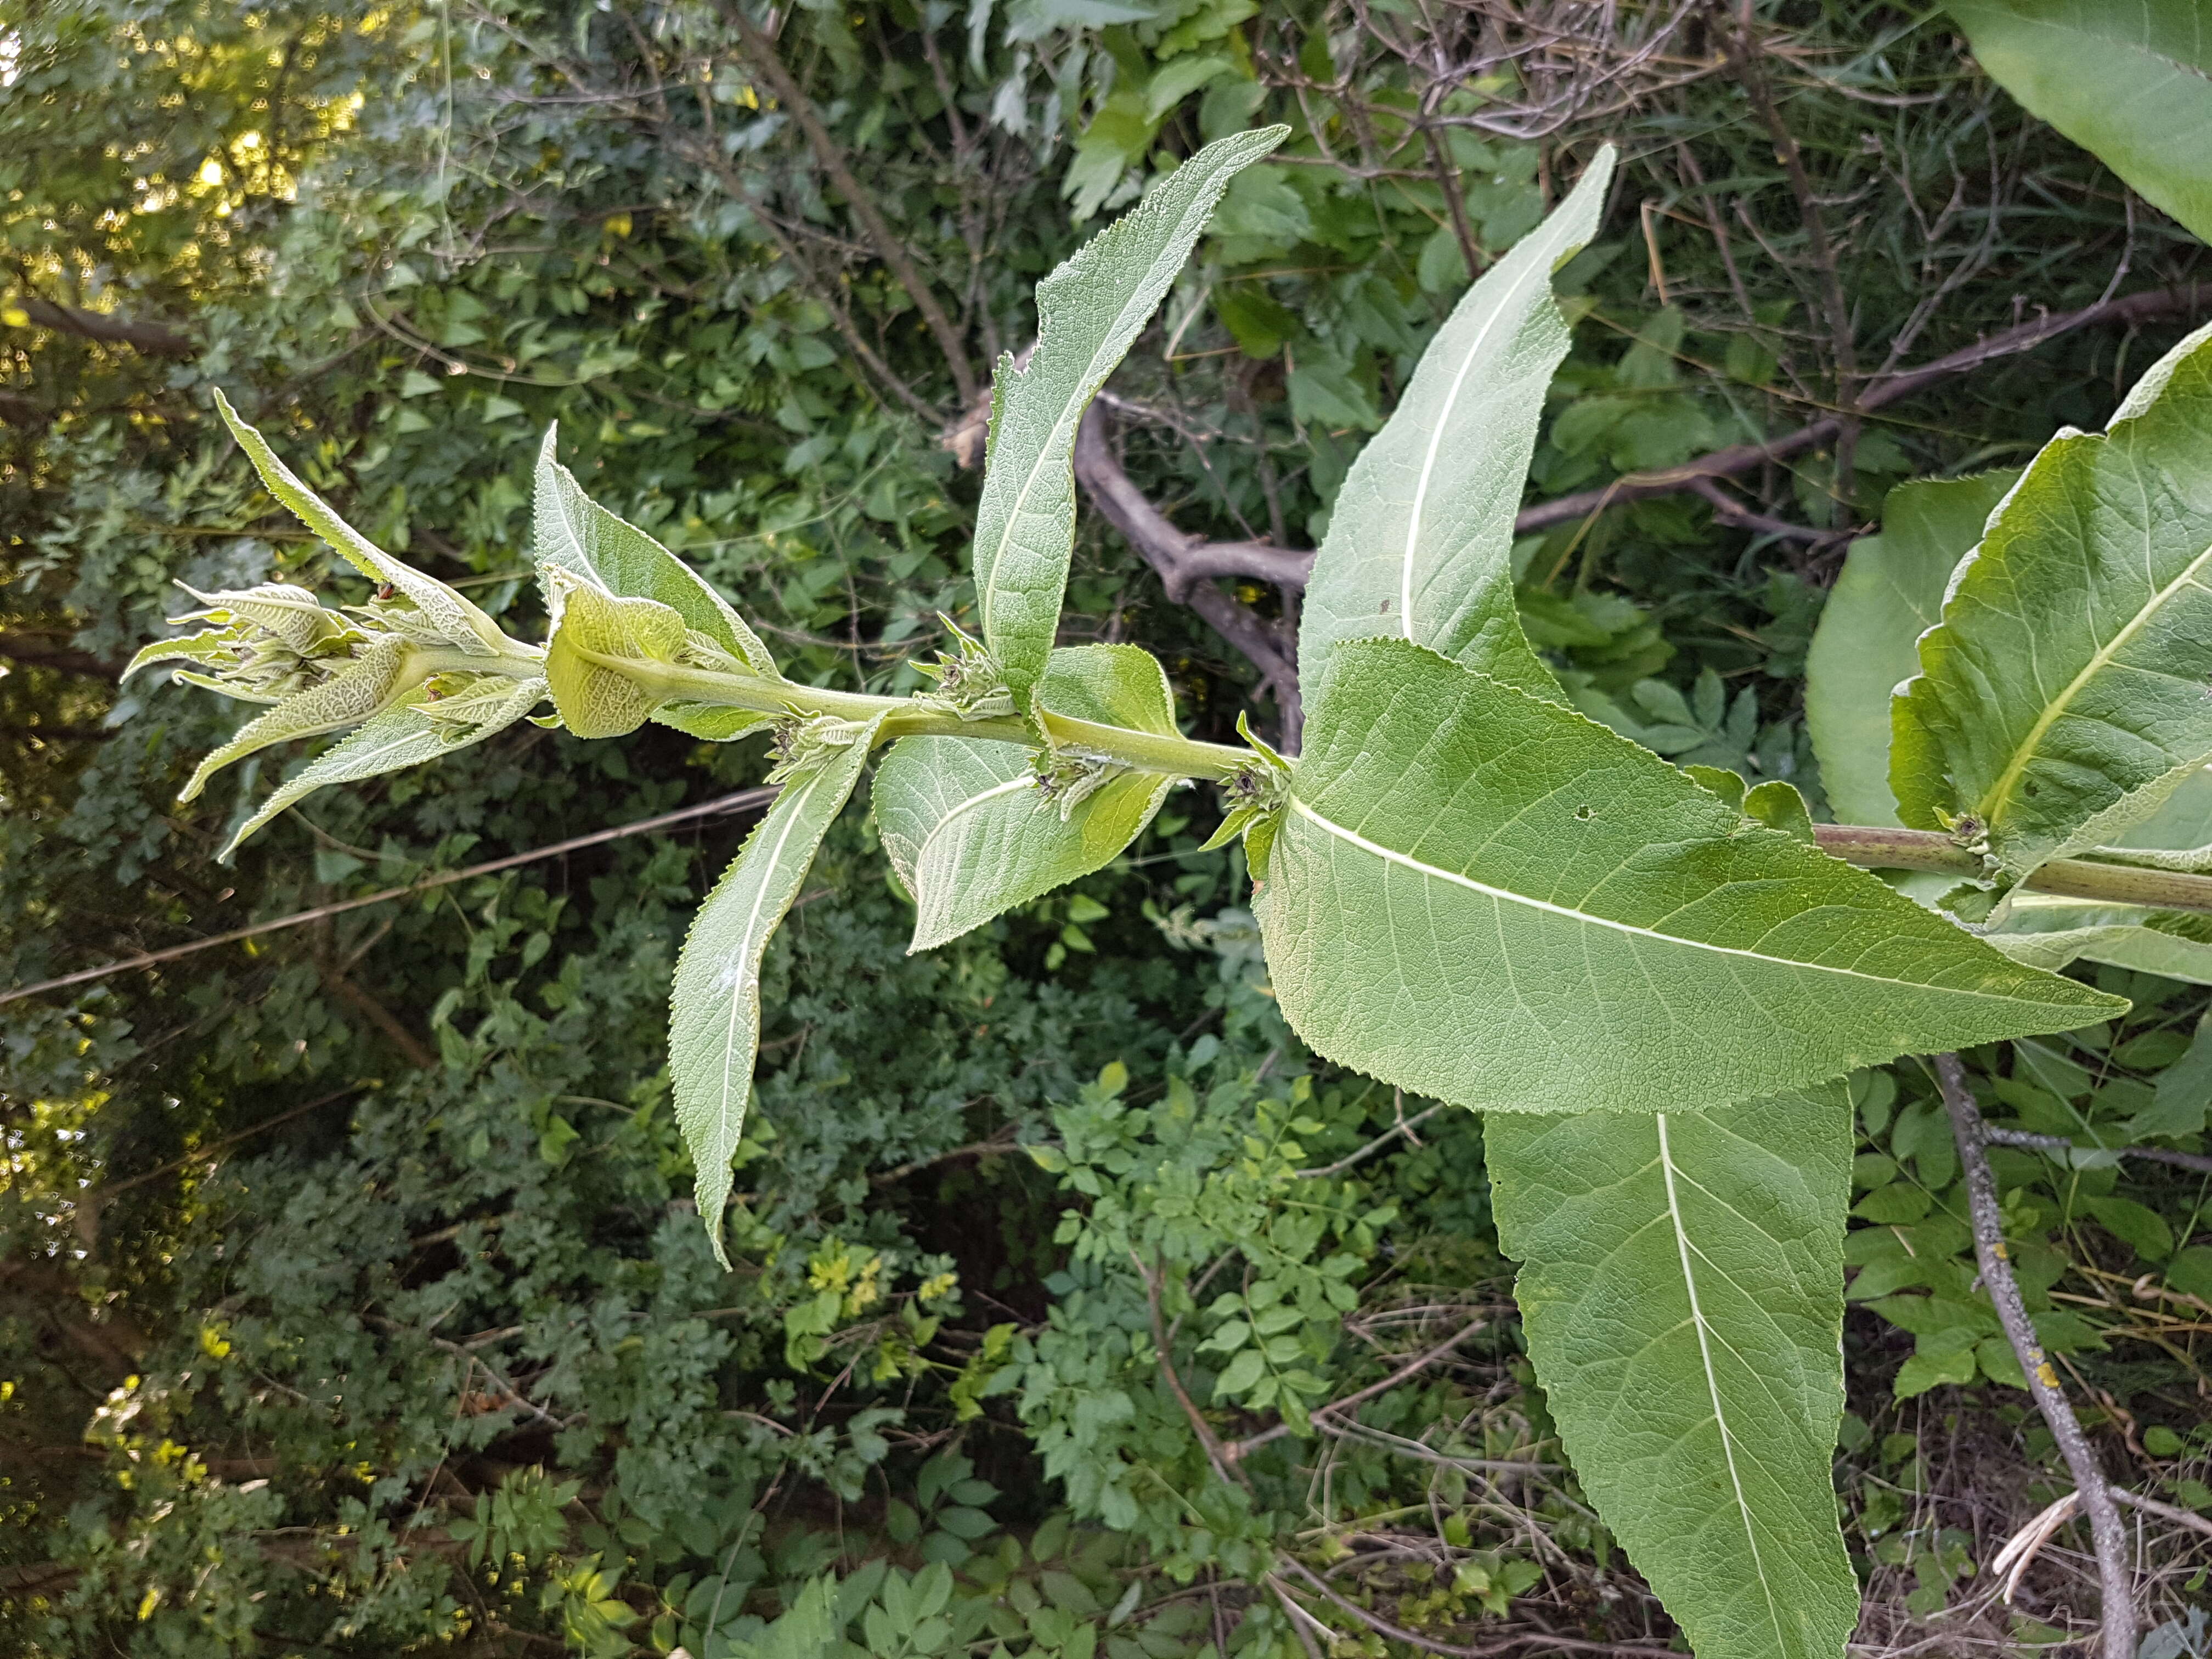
(1286, 793, 2018, 996)
(1654, 1113, 1788, 1654)
(1397, 243, 1558, 630)
(979, 189, 1228, 646)
(1981, 538, 2212, 829)
(916, 773, 1036, 867)
(710, 768, 831, 1141)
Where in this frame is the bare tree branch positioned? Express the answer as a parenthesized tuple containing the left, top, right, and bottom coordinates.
(1933, 1052, 2136, 1659)
(19, 297, 195, 358)
(717, 1, 979, 409)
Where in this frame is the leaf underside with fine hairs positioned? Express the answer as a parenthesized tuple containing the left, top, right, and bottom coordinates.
(533, 429, 776, 741)
(1486, 1087, 1860, 1659)
(1949, 0, 2212, 245)
(1892, 322, 2212, 877)
(668, 718, 883, 1266)
(874, 645, 1177, 951)
(971, 127, 1284, 713)
(1985, 897, 2212, 984)
(214, 389, 509, 657)
(221, 684, 548, 859)
(1803, 470, 2018, 827)
(1257, 637, 2120, 1116)
(1296, 145, 1615, 699)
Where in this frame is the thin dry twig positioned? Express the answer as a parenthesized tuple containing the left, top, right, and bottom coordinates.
(1934, 1052, 2137, 1659)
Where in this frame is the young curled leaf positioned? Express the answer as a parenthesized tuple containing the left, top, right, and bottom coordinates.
(542, 568, 688, 739)
(126, 583, 370, 704)
(534, 425, 777, 678)
(874, 645, 1179, 952)
(214, 390, 511, 658)
(219, 677, 550, 859)
(179, 636, 420, 803)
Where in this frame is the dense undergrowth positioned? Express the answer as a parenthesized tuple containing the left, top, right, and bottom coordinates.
(3, 2, 2210, 1654)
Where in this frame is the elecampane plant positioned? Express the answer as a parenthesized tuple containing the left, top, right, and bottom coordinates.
(135, 131, 2212, 1659)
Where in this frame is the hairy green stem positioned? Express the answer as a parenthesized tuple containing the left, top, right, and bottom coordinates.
(1814, 824, 2212, 915)
(560, 652, 2212, 912)
(603, 654, 1255, 780)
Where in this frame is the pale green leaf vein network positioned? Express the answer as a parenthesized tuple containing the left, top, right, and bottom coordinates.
(1984, 541, 2212, 831)
(1655, 1111, 1783, 1654)
(1289, 792, 2043, 993)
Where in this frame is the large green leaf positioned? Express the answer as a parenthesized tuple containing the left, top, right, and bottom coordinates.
(668, 718, 883, 1266)
(1296, 147, 1615, 699)
(214, 390, 509, 658)
(1892, 323, 2212, 876)
(1254, 637, 2120, 1115)
(874, 645, 1177, 951)
(1486, 1088, 1859, 1659)
(1804, 471, 2018, 826)
(1949, 0, 2212, 245)
(543, 571, 689, 740)
(972, 127, 1284, 714)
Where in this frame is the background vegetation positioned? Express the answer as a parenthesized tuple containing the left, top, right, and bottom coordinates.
(3, 2, 2210, 1654)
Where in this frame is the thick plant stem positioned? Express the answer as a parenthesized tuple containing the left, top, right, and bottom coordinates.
(1815, 825, 2212, 915)
(1932, 1053, 2136, 1659)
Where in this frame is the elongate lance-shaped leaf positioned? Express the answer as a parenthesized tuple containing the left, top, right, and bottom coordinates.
(1486, 1089, 1860, 1659)
(213, 390, 510, 657)
(1296, 146, 1615, 699)
(1949, 0, 2212, 246)
(972, 127, 1285, 714)
(1983, 897, 2212, 984)
(1893, 322, 2212, 876)
(1803, 471, 2017, 826)
(668, 716, 884, 1266)
(874, 645, 1179, 950)
(1255, 638, 2120, 1116)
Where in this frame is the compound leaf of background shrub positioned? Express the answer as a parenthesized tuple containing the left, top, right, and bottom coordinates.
(669, 716, 884, 1266)
(972, 126, 1285, 714)
(219, 681, 548, 858)
(1949, 0, 2212, 245)
(1255, 638, 2121, 1115)
(1297, 145, 1615, 701)
(214, 389, 510, 657)
(1486, 1086, 1859, 1659)
(1804, 470, 2018, 826)
(1892, 323, 2212, 876)
(875, 645, 1178, 951)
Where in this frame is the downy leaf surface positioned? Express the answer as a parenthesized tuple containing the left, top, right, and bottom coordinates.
(214, 390, 510, 657)
(534, 427, 777, 740)
(874, 645, 1178, 951)
(668, 717, 883, 1265)
(1486, 1088, 1859, 1659)
(1949, 0, 2212, 245)
(1892, 323, 2212, 876)
(220, 681, 549, 858)
(543, 572, 687, 740)
(972, 127, 1284, 713)
(1804, 471, 2017, 826)
(1296, 147, 1615, 698)
(1984, 899, 2212, 984)
(1255, 637, 2120, 1115)
(179, 636, 417, 803)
